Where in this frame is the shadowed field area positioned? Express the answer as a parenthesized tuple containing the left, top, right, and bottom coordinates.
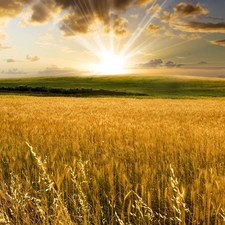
(1, 96, 225, 224)
(1, 75, 225, 98)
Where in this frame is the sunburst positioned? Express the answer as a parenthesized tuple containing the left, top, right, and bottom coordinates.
(94, 52, 126, 75)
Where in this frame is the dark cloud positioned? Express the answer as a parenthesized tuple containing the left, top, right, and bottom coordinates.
(0, 0, 60, 25)
(30, 0, 57, 24)
(174, 2, 208, 18)
(0, 0, 31, 19)
(201, 15, 225, 21)
(113, 0, 133, 11)
(165, 61, 183, 68)
(6, 58, 23, 63)
(139, 59, 163, 68)
(161, 2, 225, 36)
(0, 44, 12, 50)
(0, 0, 157, 36)
(139, 59, 183, 68)
(58, 0, 133, 36)
(1, 68, 26, 75)
(60, 13, 93, 36)
(161, 2, 208, 23)
(7, 58, 16, 63)
(209, 39, 225, 47)
(26, 55, 40, 62)
(54, 0, 72, 9)
(198, 61, 208, 64)
(174, 21, 225, 33)
(160, 11, 178, 23)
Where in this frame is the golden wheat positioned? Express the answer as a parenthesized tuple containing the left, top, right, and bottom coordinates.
(1, 96, 225, 224)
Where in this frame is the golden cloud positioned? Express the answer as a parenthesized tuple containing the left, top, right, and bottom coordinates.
(113, 17, 129, 36)
(179, 33, 201, 40)
(174, 21, 225, 33)
(147, 23, 165, 36)
(0, 43, 12, 50)
(0, 0, 32, 19)
(146, 4, 161, 14)
(26, 55, 40, 62)
(174, 2, 208, 18)
(209, 39, 225, 47)
(0, 0, 156, 37)
(134, 0, 156, 7)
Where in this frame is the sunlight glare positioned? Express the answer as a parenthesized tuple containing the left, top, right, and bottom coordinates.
(94, 53, 126, 75)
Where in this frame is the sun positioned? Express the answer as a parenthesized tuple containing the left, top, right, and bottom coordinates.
(94, 52, 126, 75)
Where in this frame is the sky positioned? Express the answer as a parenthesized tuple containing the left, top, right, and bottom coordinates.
(0, 0, 225, 77)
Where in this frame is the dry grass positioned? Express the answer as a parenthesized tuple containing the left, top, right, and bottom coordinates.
(1, 96, 225, 224)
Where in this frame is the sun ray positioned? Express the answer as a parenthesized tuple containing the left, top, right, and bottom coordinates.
(37, 0, 202, 75)
(120, 0, 168, 57)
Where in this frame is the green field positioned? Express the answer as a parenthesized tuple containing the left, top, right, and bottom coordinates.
(1, 75, 225, 98)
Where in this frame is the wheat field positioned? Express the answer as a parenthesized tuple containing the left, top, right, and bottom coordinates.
(1, 96, 225, 224)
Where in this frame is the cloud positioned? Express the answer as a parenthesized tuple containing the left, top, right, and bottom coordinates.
(0, 0, 157, 37)
(209, 39, 225, 47)
(201, 15, 225, 21)
(198, 61, 208, 65)
(6, 55, 40, 63)
(1, 68, 26, 75)
(161, 11, 178, 23)
(20, 0, 61, 26)
(165, 30, 176, 38)
(138, 59, 183, 68)
(134, 0, 156, 7)
(174, 2, 208, 18)
(26, 55, 40, 62)
(60, 12, 129, 37)
(113, 17, 129, 36)
(164, 61, 183, 68)
(147, 23, 165, 34)
(0, 0, 32, 19)
(161, 2, 225, 36)
(179, 33, 201, 40)
(139, 59, 163, 68)
(30, 0, 58, 24)
(146, 3, 161, 14)
(57, 0, 157, 36)
(7, 58, 16, 63)
(6, 57, 23, 63)
(58, 1, 131, 36)
(59, 13, 92, 36)
(113, 0, 155, 10)
(39, 64, 78, 76)
(174, 21, 225, 33)
(0, 43, 12, 50)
